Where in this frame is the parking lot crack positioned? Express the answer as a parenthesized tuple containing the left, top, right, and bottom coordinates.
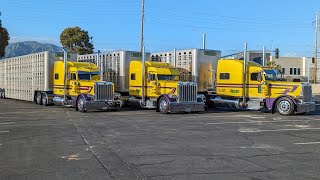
(98, 131, 147, 179)
(135, 159, 176, 167)
(65, 110, 146, 180)
(148, 169, 276, 178)
(65, 110, 117, 179)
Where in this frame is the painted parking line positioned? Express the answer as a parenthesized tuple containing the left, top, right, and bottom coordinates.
(297, 117, 320, 121)
(0, 122, 16, 125)
(182, 114, 266, 119)
(205, 119, 313, 125)
(239, 128, 320, 133)
(294, 142, 320, 145)
(0, 131, 9, 133)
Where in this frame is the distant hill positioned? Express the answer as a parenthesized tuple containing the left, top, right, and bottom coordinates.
(4, 41, 63, 58)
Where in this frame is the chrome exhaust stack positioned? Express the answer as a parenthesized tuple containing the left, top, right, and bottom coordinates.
(242, 43, 247, 108)
(141, 46, 146, 106)
(63, 48, 68, 105)
(211, 97, 241, 109)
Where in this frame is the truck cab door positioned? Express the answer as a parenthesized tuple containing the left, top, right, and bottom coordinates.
(147, 73, 157, 97)
(69, 72, 78, 95)
(248, 72, 269, 98)
(258, 73, 270, 97)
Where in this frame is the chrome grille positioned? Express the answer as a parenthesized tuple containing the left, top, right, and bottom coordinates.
(301, 83, 312, 102)
(178, 82, 197, 102)
(94, 82, 114, 101)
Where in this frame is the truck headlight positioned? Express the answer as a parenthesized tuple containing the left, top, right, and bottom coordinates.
(168, 94, 178, 99)
(87, 95, 94, 100)
(197, 94, 206, 100)
(171, 95, 178, 99)
(114, 92, 121, 99)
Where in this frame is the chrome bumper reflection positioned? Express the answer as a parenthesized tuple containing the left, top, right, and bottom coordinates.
(168, 101, 205, 113)
(86, 99, 122, 110)
(296, 102, 315, 113)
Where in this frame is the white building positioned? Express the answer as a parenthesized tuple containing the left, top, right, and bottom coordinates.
(270, 56, 313, 82)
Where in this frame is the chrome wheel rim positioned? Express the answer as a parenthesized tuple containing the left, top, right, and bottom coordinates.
(42, 95, 47, 105)
(159, 99, 168, 112)
(78, 98, 84, 111)
(37, 94, 41, 104)
(278, 100, 291, 114)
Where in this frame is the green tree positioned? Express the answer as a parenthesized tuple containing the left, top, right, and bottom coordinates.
(0, 20, 10, 58)
(60, 26, 94, 55)
(266, 61, 281, 72)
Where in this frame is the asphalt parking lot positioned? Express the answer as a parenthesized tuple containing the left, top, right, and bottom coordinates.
(1, 99, 320, 180)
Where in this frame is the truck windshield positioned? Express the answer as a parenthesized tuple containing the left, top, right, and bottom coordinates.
(157, 75, 179, 81)
(264, 69, 277, 81)
(78, 71, 100, 80)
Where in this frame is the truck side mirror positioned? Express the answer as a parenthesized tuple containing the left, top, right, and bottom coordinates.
(147, 74, 151, 83)
(257, 73, 262, 82)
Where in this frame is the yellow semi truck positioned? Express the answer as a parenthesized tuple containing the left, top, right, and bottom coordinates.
(151, 48, 315, 115)
(213, 59, 315, 115)
(78, 51, 205, 113)
(0, 51, 122, 112)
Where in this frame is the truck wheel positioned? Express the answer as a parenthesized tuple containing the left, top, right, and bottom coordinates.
(158, 96, 169, 114)
(41, 93, 48, 106)
(276, 97, 294, 115)
(36, 92, 42, 105)
(77, 96, 87, 113)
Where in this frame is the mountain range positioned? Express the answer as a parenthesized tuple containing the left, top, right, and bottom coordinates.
(4, 41, 63, 58)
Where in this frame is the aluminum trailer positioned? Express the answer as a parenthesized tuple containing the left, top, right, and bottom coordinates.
(78, 50, 151, 94)
(151, 49, 221, 93)
(0, 51, 55, 101)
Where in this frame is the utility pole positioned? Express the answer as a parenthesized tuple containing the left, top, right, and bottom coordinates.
(140, 0, 145, 52)
(202, 33, 206, 50)
(314, 12, 318, 83)
(262, 46, 265, 66)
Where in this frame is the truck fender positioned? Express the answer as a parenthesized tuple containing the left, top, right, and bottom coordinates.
(271, 95, 297, 113)
(156, 94, 171, 112)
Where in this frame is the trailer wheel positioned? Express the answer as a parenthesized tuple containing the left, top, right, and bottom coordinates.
(41, 93, 48, 106)
(77, 96, 87, 113)
(276, 97, 294, 116)
(36, 92, 42, 105)
(158, 96, 169, 114)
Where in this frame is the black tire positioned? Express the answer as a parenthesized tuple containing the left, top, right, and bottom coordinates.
(158, 96, 169, 114)
(41, 93, 48, 106)
(36, 92, 42, 105)
(77, 96, 87, 113)
(0, 89, 5, 99)
(276, 97, 295, 115)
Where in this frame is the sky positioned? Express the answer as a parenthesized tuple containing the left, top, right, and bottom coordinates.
(1, 0, 320, 57)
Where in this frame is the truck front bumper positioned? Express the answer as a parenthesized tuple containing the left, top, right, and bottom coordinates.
(296, 102, 316, 113)
(168, 101, 205, 113)
(86, 99, 122, 111)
